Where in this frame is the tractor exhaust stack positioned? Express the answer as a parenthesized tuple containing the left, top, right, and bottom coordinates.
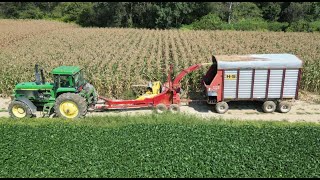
(40, 68, 45, 84)
(35, 64, 41, 85)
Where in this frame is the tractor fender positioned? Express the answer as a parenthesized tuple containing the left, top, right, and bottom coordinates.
(15, 97, 37, 114)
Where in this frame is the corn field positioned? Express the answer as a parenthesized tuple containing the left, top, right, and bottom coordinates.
(0, 19, 320, 99)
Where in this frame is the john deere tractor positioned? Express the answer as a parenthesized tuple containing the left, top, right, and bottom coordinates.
(8, 64, 98, 119)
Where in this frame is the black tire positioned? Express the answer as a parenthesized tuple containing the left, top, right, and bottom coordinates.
(215, 101, 229, 114)
(155, 103, 167, 114)
(93, 88, 98, 104)
(277, 101, 291, 113)
(262, 101, 276, 113)
(84, 83, 98, 105)
(54, 93, 87, 119)
(8, 100, 33, 118)
(169, 104, 180, 113)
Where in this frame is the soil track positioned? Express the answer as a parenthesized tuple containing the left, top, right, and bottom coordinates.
(1, 95, 320, 123)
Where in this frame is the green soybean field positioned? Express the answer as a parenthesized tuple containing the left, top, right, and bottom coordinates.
(0, 113, 319, 178)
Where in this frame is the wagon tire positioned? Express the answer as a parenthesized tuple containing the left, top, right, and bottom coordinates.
(8, 100, 33, 118)
(215, 101, 229, 114)
(169, 104, 180, 113)
(155, 103, 167, 114)
(54, 93, 87, 119)
(277, 101, 291, 113)
(262, 101, 276, 113)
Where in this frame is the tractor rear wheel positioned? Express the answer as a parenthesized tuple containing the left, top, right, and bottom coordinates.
(262, 101, 276, 113)
(8, 100, 33, 118)
(155, 103, 167, 114)
(277, 101, 291, 113)
(54, 93, 87, 119)
(215, 101, 229, 114)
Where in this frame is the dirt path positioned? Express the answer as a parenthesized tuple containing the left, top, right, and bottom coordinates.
(1, 97, 320, 123)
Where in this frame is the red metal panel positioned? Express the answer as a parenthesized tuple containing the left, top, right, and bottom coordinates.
(295, 68, 302, 100)
(96, 87, 175, 110)
(236, 69, 240, 100)
(265, 69, 271, 100)
(280, 68, 286, 100)
(153, 91, 173, 106)
(221, 70, 225, 101)
(209, 70, 223, 102)
(250, 69, 255, 100)
(203, 65, 214, 83)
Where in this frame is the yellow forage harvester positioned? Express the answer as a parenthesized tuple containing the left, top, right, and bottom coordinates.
(136, 81, 162, 100)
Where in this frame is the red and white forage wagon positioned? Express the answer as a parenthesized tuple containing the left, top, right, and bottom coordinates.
(202, 53, 303, 113)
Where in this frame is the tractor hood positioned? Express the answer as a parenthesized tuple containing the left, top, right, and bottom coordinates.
(15, 82, 54, 90)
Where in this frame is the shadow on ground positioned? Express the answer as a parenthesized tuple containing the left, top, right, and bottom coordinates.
(186, 100, 264, 113)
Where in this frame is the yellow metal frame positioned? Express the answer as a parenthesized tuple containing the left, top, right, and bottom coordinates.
(136, 81, 161, 100)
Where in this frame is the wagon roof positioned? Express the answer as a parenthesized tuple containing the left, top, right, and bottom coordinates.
(213, 53, 303, 69)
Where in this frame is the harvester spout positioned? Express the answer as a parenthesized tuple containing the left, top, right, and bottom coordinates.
(35, 64, 41, 85)
(172, 63, 211, 89)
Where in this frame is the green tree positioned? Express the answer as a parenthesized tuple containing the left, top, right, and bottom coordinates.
(258, 2, 282, 21)
(232, 2, 263, 22)
(0, 2, 54, 19)
(287, 19, 312, 32)
(281, 2, 310, 23)
(131, 2, 158, 28)
(184, 2, 212, 24)
(206, 2, 229, 22)
(34, 2, 59, 14)
(310, 2, 320, 20)
(154, 2, 204, 29)
(0, 2, 23, 18)
(191, 13, 223, 30)
(76, 3, 95, 27)
(18, 3, 44, 19)
(52, 2, 93, 22)
(89, 2, 127, 27)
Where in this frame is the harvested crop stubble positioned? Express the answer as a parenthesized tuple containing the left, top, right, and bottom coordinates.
(0, 20, 319, 98)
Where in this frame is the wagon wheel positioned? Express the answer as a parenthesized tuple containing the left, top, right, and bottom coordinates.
(215, 101, 229, 114)
(277, 101, 292, 113)
(155, 103, 167, 114)
(262, 101, 276, 113)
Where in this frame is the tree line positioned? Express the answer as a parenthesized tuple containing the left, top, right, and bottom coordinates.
(0, 2, 319, 31)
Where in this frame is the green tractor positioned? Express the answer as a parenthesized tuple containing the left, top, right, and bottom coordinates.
(8, 64, 98, 119)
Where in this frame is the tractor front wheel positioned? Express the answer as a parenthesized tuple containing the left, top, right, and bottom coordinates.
(54, 93, 87, 119)
(8, 101, 33, 118)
